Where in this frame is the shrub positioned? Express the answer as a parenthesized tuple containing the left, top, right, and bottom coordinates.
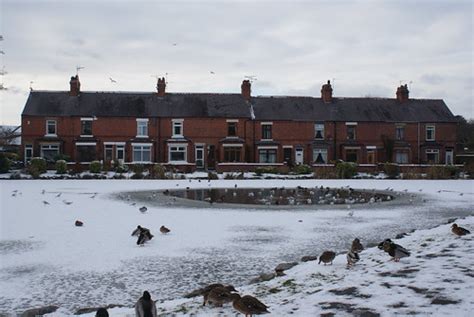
(151, 164, 167, 179)
(55, 160, 68, 174)
(207, 171, 219, 180)
(0, 153, 11, 173)
(254, 166, 279, 176)
(114, 161, 128, 173)
(383, 163, 399, 179)
(53, 154, 71, 162)
(28, 157, 47, 178)
(335, 161, 357, 179)
(291, 164, 313, 175)
(426, 165, 460, 179)
(131, 164, 144, 178)
(89, 160, 102, 174)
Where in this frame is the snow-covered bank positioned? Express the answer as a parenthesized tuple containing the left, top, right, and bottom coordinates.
(82, 217, 474, 317)
(1, 179, 473, 315)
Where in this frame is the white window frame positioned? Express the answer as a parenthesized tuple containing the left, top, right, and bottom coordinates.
(395, 151, 409, 164)
(80, 117, 94, 137)
(195, 143, 205, 168)
(261, 122, 273, 141)
(45, 120, 57, 137)
(313, 148, 328, 164)
(314, 123, 325, 139)
(426, 125, 435, 141)
(40, 144, 59, 160)
(426, 149, 439, 164)
(346, 124, 356, 140)
(172, 119, 184, 138)
(132, 143, 152, 163)
(24, 144, 33, 162)
(136, 119, 149, 138)
(168, 143, 188, 163)
(258, 146, 277, 163)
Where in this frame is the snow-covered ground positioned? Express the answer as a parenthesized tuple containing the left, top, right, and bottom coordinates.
(0, 179, 473, 316)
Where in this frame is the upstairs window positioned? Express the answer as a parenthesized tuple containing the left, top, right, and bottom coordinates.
(346, 125, 356, 140)
(172, 119, 184, 138)
(81, 119, 93, 136)
(396, 126, 405, 141)
(46, 120, 57, 136)
(314, 123, 324, 139)
(426, 125, 435, 141)
(261, 123, 272, 140)
(136, 119, 148, 137)
(227, 122, 237, 137)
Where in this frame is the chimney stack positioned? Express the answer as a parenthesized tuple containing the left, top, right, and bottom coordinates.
(396, 84, 409, 103)
(69, 75, 81, 96)
(241, 80, 251, 101)
(157, 77, 166, 97)
(321, 80, 333, 103)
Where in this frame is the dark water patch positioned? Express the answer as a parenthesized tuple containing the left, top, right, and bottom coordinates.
(164, 187, 395, 206)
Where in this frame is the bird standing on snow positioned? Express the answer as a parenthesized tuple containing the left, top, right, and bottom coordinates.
(200, 284, 236, 306)
(42, 200, 50, 205)
(134, 291, 157, 317)
(160, 225, 170, 234)
(379, 239, 410, 262)
(230, 293, 270, 316)
(139, 206, 147, 213)
(451, 223, 470, 236)
(319, 251, 336, 265)
(206, 286, 237, 307)
(347, 238, 363, 267)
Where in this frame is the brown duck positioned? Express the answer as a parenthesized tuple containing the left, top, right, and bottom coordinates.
(231, 293, 269, 316)
(319, 251, 336, 265)
(451, 223, 470, 236)
(200, 284, 237, 306)
(351, 238, 364, 252)
(160, 225, 171, 234)
(205, 286, 237, 307)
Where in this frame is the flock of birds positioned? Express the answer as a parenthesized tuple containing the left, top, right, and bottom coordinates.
(7, 185, 471, 316)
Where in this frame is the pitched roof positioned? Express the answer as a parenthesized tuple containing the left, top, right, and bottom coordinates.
(21, 90, 457, 123)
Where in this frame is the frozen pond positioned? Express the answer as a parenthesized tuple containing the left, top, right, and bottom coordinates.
(0, 179, 473, 315)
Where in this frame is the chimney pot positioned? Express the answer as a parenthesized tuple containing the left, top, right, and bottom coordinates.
(241, 80, 251, 101)
(157, 77, 166, 97)
(321, 80, 333, 103)
(69, 75, 81, 96)
(396, 84, 409, 103)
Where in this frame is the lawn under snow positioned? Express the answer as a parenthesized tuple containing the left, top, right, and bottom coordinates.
(0, 179, 473, 316)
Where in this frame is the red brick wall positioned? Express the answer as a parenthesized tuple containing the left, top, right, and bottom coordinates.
(21, 115, 458, 168)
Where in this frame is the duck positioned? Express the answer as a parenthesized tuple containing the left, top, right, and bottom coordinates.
(380, 239, 410, 262)
(318, 251, 336, 265)
(347, 238, 363, 267)
(451, 223, 470, 236)
(205, 285, 237, 307)
(160, 225, 170, 234)
(201, 284, 236, 306)
(351, 238, 364, 253)
(231, 293, 269, 316)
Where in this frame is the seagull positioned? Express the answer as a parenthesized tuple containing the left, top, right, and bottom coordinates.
(42, 200, 50, 205)
(41, 189, 46, 194)
(56, 192, 62, 198)
(63, 200, 73, 205)
(109, 77, 117, 83)
(90, 193, 97, 199)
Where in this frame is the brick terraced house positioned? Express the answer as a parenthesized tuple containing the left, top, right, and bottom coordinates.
(21, 76, 458, 172)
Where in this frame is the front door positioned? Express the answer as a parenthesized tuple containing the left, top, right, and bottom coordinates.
(207, 145, 216, 169)
(295, 148, 304, 165)
(283, 148, 293, 166)
(445, 149, 453, 165)
(195, 145, 205, 169)
(367, 150, 375, 164)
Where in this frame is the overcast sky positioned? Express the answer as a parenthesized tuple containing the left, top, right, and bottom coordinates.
(0, 0, 472, 125)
